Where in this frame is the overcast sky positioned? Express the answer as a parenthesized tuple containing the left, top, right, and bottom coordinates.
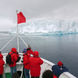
(0, 0, 78, 31)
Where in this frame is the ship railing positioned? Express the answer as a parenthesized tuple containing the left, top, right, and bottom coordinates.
(42, 58, 77, 78)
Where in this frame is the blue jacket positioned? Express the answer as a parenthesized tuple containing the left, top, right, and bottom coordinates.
(52, 65, 68, 77)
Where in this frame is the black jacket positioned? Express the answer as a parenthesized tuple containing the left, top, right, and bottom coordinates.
(52, 65, 68, 77)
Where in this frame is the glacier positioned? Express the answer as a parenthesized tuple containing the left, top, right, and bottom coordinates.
(11, 19, 78, 36)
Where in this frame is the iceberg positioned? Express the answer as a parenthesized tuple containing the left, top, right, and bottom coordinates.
(11, 19, 78, 35)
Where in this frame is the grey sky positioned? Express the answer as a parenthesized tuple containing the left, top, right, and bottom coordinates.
(0, 0, 78, 30)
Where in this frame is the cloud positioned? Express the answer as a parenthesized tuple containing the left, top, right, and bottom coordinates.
(0, 0, 78, 30)
(0, 18, 16, 31)
(50, 4, 78, 20)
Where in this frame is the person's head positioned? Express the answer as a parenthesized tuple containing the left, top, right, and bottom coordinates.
(11, 48, 17, 53)
(57, 61, 63, 67)
(27, 48, 31, 51)
(33, 51, 39, 57)
(42, 70, 53, 78)
(23, 48, 27, 53)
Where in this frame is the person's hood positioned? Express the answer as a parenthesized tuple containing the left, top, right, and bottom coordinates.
(57, 61, 63, 66)
(33, 51, 39, 57)
(0, 53, 3, 59)
(27, 48, 31, 51)
(11, 48, 17, 53)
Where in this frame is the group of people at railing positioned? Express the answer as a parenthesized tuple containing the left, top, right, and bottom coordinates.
(0, 47, 68, 78)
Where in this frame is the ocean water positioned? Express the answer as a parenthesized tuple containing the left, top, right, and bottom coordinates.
(0, 34, 78, 77)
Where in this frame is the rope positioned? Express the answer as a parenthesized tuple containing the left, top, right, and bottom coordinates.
(19, 35, 28, 48)
(0, 36, 16, 51)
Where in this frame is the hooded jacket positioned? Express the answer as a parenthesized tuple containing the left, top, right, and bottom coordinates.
(9, 48, 18, 67)
(23, 52, 30, 69)
(23, 48, 34, 56)
(0, 53, 5, 74)
(29, 51, 43, 77)
(11, 48, 19, 57)
(27, 48, 34, 55)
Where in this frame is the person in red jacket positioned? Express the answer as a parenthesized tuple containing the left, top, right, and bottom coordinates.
(0, 52, 5, 78)
(29, 51, 43, 78)
(9, 48, 18, 77)
(27, 45, 33, 55)
(23, 49, 30, 78)
(23, 48, 33, 56)
(27, 48, 34, 55)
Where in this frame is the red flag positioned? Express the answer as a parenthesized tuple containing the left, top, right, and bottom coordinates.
(17, 12, 26, 24)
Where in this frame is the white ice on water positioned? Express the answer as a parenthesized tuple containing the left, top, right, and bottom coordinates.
(17, 19, 78, 35)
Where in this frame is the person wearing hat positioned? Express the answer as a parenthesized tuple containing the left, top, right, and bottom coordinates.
(23, 48, 30, 78)
(29, 51, 43, 78)
(9, 48, 18, 78)
(27, 48, 34, 55)
(23, 48, 34, 56)
(23, 48, 27, 53)
(52, 61, 68, 77)
(0, 52, 5, 78)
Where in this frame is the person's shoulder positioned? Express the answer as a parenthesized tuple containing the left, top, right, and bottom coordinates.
(52, 65, 59, 68)
(62, 66, 68, 71)
(9, 51, 12, 54)
(24, 53, 30, 57)
(52, 65, 59, 70)
(38, 57, 43, 60)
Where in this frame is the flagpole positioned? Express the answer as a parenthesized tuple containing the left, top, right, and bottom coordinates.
(16, 10, 19, 52)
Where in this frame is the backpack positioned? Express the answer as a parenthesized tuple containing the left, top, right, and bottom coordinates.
(16, 56, 21, 62)
(6, 53, 13, 64)
(15, 52, 21, 62)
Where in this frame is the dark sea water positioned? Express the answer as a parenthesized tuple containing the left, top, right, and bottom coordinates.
(0, 34, 78, 77)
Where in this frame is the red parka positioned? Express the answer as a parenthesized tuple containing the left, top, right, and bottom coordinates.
(23, 48, 33, 56)
(29, 51, 43, 77)
(0, 53, 5, 75)
(27, 48, 34, 55)
(9, 48, 18, 67)
(23, 53, 30, 69)
(11, 48, 19, 58)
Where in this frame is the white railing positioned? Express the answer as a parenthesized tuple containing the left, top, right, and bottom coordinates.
(0, 36, 16, 51)
(42, 58, 77, 78)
